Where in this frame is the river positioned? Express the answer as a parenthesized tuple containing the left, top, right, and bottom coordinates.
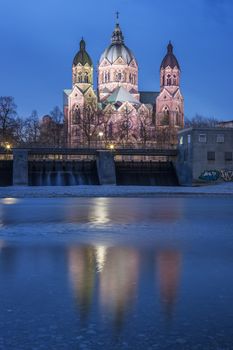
(0, 197, 233, 349)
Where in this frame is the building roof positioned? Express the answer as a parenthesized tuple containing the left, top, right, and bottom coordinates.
(64, 89, 72, 96)
(139, 91, 159, 105)
(73, 39, 93, 67)
(160, 42, 180, 70)
(218, 120, 233, 124)
(106, 86, 140, 104)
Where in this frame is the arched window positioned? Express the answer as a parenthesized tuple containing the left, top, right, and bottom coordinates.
(167, 74, 172, 86)
(133, 74, 136, 85)
(116, 72, 122, 81)
(164, 106, 169, 116)
(161, 106, 170, 126)
(162, 75, 165, 86)
(173, 74, 177, 85)
(104, 72, 107, 82)
(175, 107, 179, 125)
(129, 73, 133, 84)
(78, 72, 82, 83)
(72, 107, 81, 124)
(108, 71, 110, 82)
(84, 72, 88, 83)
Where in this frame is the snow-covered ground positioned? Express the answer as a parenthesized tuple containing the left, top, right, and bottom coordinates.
(0, 182, 233, 198)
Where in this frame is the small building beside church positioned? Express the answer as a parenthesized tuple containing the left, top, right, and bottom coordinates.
(63, 19, 184, 148)
(176, 127, 233, 185)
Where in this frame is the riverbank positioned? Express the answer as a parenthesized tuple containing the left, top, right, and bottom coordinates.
(1, 183, 233, 198)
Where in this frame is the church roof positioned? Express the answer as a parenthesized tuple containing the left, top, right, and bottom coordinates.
(160, 42, 180, 70)
(106, 86, 140, 104)
(64, 89, 72, 96)
(139, 91, 159, 105)
(73, 39, 93, 67)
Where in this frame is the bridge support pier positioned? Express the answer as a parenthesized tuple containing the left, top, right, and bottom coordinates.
(13, 149, 29, 186)
(96, 150, 116, 185)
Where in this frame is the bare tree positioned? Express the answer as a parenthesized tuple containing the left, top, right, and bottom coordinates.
(39, 107, 64, 147)
(138, 108, 152, 147)
(98, 109, 112, 147)
(13, 116, 26, 146)
(24, 110, 40, 146)
(185, 114, 219, 128)
(156, 127, 178, 148)
(116, 105, 136, 147)
(0, 96, 18, 146)
(73, 103, 103, 147)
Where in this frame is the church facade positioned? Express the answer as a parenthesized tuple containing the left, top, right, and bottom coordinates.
(63, 20, 184, 148)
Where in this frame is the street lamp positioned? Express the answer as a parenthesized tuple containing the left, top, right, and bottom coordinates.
(109, 144, 115, 150)
(98, 132, 104, 148)
(4, 143, 11, 160)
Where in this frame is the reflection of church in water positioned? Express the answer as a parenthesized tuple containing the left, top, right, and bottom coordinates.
(68, 245, 182, 329)
(64, 17, 184, 147)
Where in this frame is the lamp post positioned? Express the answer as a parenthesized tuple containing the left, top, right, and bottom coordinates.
(98, 131, 103, 148)
(5, 143, 11, 160)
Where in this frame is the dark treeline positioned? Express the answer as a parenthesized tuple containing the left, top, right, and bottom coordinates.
(0, 96, 65, 148)
(185, 114, 220, 128)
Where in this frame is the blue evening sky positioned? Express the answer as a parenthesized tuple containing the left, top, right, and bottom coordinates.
(0, 0, 232, 121)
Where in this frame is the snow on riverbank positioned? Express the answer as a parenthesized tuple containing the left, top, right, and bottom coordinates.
(0, 183, 233, 198)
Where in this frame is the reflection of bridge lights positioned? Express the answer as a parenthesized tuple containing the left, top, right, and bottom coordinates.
(95, 245, 107, 273)
(2, 198, 19, 205)
(91, 198, 110, 225)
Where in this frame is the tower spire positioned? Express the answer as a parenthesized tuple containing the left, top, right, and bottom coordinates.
(116, 11, 120, 23)
(112, 12, 124, 44)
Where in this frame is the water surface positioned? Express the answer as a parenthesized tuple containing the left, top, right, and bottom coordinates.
(0, 197, 233, 350)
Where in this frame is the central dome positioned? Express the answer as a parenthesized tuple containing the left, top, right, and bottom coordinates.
(99, 23, 136, 65)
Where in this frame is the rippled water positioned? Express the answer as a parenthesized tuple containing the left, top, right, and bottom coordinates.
(0, 197, 233, 350)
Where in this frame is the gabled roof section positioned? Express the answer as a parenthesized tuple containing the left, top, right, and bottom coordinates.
(139, 91, 159, 105)
(102, 87, 110, 93)
(106, 86, 140, 105)
(64, 89, 72, 96)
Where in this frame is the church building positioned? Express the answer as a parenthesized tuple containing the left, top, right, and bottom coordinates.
(63, 19, 184, 147)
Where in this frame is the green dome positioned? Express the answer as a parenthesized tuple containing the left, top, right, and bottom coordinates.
(73, 39, 93, 67)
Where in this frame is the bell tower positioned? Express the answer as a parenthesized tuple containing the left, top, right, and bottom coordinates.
(72, 39, 93, 92)
(156, 42, 184, 128)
